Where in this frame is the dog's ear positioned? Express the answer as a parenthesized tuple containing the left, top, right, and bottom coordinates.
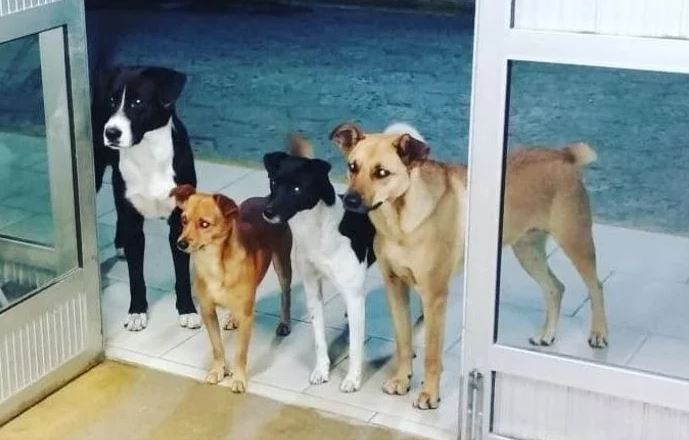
(329, 123, 365, 155)
(263, 151, 289, 175)
(310, 159, 335, 206)
(170, 184, 196, 208)
(142, 67, 187, 107)
(286, 133, 313, 159)
(213, 194, 238, 221)
(310, 158, 331, 175)
(394, 134, 430, 166)
(95, 67, 121, 104)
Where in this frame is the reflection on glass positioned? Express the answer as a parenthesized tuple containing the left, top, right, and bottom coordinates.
(0, 35, 60, 310)
(498, 61, 689, 380)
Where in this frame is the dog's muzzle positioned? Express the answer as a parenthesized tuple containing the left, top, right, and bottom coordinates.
(341, 192, 381, 213)
(176, 239, 190, 252)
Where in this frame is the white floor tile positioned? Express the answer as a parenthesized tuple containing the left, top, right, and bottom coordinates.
(106, 289, 200, 356)
(627, 335, 689, 380)
(196, 160, 254, 192)
(594, 224, 689, 283)
(498, 303, 647, 366)
(163, 314, 348, 393)
(593, 272, 689, 333)
(219, 169, 271, 203)
(305, 337, 461, 434)
(103, 233, 177, 292)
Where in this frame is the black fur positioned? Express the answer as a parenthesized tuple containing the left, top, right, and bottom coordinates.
(263, 152, 375, 266)
(94, 66, 196, 316)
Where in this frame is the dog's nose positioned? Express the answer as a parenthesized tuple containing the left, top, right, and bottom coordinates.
(263, 208, 276, 219)
(105, 127, 122, 142)
(177, 240, 189, 251)
(343, 192, 362, 209)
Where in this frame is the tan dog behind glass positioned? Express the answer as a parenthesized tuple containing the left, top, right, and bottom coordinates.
(331, 122, 607, 410)
(171, 185, 292, 392)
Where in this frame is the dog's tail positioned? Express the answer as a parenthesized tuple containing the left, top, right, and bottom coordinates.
(286, 133, 313, 158)
(384, 122, 426, 142)
(564, 142, 597, 167)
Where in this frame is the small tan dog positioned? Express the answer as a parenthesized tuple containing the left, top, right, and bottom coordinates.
(171, 185, 292, 392)
(331, 122, 607, 410)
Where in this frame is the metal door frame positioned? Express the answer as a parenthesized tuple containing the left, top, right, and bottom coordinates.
(461, 1, 689, 438)
(0, 0, 101, 423)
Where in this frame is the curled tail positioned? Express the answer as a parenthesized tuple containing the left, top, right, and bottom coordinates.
(564, 142, 597, 167)
(286, 133, 313, 158)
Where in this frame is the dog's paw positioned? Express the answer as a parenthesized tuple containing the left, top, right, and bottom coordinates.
(413, 391, 440, 410)
(382, 375, 411, 396)
(588, 329, 608, 349)
(123, 313, 148, 331)
(529, 335, 556, 346)
(275, 321, 291, 337)
(179, 313, 201, 329)
(205, 365, 227, 385)
(309, 363, 330, 385)
(222, 314, 239, 331)
(339, 370, 362, 393)
(228, 370, 247, 393)
(115, 248, 125, 260)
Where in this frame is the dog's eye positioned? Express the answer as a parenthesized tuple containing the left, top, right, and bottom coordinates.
(375, 169, 391, 178)
(348, 162, 358, 174)
(200, 220, 210, 229)
(270, 179, 276, 187)
(129, 99, 142, 109)
(181, 216, 188, 225)
(293, 186, 301, 193)
(109, 96, 118, 107)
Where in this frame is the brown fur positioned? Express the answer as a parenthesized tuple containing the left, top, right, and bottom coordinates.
(170, 185, 292, 392)
(331, 123, 607, 410)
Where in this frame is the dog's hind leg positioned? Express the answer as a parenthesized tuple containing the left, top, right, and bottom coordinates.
(272, 231, 293, 337)
(552, 221, 607, 348)
(512, 231, 565, 346)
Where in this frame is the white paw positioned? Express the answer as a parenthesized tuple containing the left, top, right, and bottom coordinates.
(123, 313, 148, 331)
(339, 370, 362, 393)
(179, 313, 201, 329)
(309, 363, 330, 385)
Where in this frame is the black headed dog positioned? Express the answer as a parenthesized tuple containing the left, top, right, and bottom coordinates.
(94, 66, 199, 331)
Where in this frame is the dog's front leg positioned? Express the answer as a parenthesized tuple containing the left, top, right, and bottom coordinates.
(168, 208, 200, 329)
(381, 272, 413, 396)
(229, 295, 255, 393)
(303, 272, 330, 385)
(340, 289, 365, 393)
(415, 282, 448, 410)
(114, 173, 148, 331)
(199, 299, 226, 385)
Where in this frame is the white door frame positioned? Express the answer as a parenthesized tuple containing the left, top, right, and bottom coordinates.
(461, 0, 689, 438)
(0, 0, 101, 423)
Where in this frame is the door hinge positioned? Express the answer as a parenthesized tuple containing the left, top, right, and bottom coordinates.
(464, 369, 485, 440)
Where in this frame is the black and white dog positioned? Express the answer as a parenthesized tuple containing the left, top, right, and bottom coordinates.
(262, 137, 375, 392)
(95, 66, 199, 331)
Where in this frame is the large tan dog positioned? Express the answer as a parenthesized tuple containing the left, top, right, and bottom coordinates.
(171, 185, 292, 393)
(330, 122, 607, 410)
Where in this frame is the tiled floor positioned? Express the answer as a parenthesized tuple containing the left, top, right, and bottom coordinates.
(95, 160, 689, 440)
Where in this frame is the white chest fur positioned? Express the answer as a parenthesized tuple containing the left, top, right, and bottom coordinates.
(118, 119, 177, 219)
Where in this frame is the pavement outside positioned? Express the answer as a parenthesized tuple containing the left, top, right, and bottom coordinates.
(0, 361, 425, 440)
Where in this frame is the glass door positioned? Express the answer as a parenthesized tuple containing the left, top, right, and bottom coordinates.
(0, 0, 101, 423)
(461, 1, 689, 439)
